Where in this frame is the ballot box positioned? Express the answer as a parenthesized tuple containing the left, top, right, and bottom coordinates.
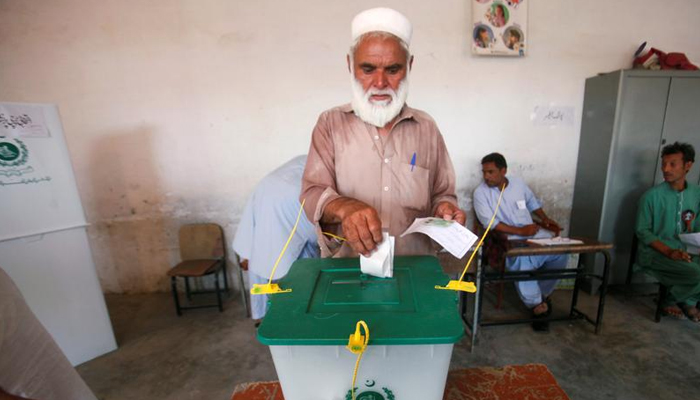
(257, 256, 464, 400)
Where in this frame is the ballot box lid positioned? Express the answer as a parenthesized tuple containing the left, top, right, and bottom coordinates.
(257, 256, 464, 346)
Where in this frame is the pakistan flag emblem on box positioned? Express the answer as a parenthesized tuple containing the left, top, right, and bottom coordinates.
(346, 380, 395, 400)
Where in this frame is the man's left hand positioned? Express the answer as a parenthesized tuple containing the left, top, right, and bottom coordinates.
(434, 201, 466, 225)
(537, 217, 561, 236)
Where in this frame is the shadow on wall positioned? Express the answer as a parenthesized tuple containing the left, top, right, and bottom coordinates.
(85, 127, 241, 294)
(86, 127, 176, 294)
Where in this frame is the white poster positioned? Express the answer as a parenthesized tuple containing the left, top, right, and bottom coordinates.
(0, 103, 50, 138)
(0, 103, 86, 241)
(472, 0, 528, 57)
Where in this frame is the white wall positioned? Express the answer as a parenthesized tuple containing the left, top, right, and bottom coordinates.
(1, 0, 698, 293)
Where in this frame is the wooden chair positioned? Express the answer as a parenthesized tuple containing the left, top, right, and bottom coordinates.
(626, 234, 666, 322)
(167, 223, 230, 316)
(474, 220, 510, 309)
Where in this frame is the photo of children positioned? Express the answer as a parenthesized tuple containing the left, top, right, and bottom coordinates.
(504, 27, 523, 51)
(487, 3, 508, 27)
(473, 25, 494, 49)
(472, 0, 527, 56)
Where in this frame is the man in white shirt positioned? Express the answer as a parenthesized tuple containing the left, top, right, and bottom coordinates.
(473, 153, 567, 332)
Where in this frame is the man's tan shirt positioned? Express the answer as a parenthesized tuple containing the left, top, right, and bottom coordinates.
(301, 104, 458, 257)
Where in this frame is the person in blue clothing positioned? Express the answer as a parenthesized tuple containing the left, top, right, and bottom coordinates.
(233, 155, 319, 325)
(473, 152, 566, 332)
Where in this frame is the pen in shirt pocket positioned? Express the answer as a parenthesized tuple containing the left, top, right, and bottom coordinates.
(410, 152, 416, 171)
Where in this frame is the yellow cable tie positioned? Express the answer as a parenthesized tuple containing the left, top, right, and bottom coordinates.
(347, 321, 369, 400)
(322, 231, 347, 242)
(436, 183, 506, 293)
(250, 199, 306, 296)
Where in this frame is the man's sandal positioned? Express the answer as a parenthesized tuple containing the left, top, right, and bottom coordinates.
(531, 300, 551, 332)
(662, 306, 687, 320)
(681, 306, 700, 322)
(532, 312, 550, 332)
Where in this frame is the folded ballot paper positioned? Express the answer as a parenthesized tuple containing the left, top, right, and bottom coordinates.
(360, 232, 395, 278)
(400, 217, 478, 259)
(680, 233, 700, 255)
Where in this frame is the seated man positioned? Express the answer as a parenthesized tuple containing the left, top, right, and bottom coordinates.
(636, 142, 700, 321)
(473, 153, 567, 332)
(233, 155, 319, 326)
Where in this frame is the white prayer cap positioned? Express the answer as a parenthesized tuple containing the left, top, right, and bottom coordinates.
(351, 7, 412, 46)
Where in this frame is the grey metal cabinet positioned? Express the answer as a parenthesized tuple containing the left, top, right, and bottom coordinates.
(570, 70, 700, 286)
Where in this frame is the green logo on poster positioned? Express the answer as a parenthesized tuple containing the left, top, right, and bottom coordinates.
(0, 139, 28, 167)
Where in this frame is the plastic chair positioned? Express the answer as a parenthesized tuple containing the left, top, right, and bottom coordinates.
(167, 223, 230, 316)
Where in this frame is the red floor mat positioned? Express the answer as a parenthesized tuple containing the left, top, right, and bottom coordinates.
(231, 364, 570, 400)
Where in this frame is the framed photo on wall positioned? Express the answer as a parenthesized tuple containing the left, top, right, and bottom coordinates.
(472, 0, 527, 57)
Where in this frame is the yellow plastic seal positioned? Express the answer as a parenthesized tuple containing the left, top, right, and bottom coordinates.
(435, 183, 505, 293)
(346, 321, 369, 400)
(435, 280, 477, 293)
(250, 199, 307, 296)
(250, 283, 292, 295)
(347, 320, 369, 354)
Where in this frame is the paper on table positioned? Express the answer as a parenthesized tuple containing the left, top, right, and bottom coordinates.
(400, 217, 478, 259)
(680, 233, 700, 255)
(360, 232, 395, 278)
(526, 237, 584, 246)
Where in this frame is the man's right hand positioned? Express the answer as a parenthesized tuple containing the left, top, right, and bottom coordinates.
(519, 224, 540, 237)
(324, 197, 383, 256)
(667, 249, 692, 262)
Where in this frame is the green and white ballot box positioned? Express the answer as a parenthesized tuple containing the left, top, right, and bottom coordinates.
(257, 256, 464, 400)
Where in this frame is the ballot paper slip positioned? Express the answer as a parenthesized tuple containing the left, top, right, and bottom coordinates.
(400, 217, 478, 259)
(527, 237, 584, 246)
(360, 232, 395, 278)
(680, 233, 700, 255)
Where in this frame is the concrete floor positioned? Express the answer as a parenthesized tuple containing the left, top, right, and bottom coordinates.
(77, 286, 700, 400)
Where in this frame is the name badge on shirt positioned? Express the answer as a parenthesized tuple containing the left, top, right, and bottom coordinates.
(517, 200, 527, 210)
(682, 209, 696, 232)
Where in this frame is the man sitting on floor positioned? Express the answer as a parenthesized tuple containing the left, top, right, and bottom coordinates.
(473, 152, 567, 332)
(635, 142, 700, 321)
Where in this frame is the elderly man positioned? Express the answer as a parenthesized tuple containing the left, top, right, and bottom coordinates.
(473, 152, 566, 332)
(636, 142, 700, 321)
(301, 7, 465, 258)
(233, 156, 319, 324)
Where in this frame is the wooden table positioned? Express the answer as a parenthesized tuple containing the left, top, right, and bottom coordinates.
(461, 237, 613, 350)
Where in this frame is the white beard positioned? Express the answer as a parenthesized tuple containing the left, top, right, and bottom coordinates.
(350, 74, 410, 128)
